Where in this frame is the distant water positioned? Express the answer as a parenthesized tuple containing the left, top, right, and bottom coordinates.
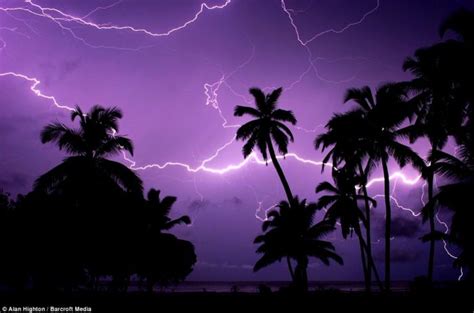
(128, 281, 411, 293)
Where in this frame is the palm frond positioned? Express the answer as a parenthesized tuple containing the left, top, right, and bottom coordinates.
(234, 105, 261, 118)
(249, 88, 266, 112)
(163, 215, 191, 230)
(236, 120, 260, 141)
(98, 159, 143, 194)
(265, 87, 283, 113)
(97, 136, 134, 157)
(271, 127, 290, 155)
(315, 181, 338, 194)
(271, 109, 296, 125)
(254, 252, 280, 272)
(344, 86, 373, 111)
(34, 156, 84, 192)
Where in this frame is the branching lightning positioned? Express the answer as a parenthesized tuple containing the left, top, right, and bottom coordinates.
(0, 0, 463, 280)
(0, 72, 75, 111)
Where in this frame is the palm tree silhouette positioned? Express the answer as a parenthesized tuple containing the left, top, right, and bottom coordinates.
(426, 138, 474, 278)
(316, 166, 383, 291)
(139, 188, 192, 292)
(439, 8, 474, 141)
(35, 105, 142, 194)
(399, 9, 473, 282)
(315, 109, 378, 291)
(254, 197, 343, 292)
(344, 84, 425, 291)
(144, 188, 191, 232)
(402, 45, 464, 282)
(234, 87, 296, 202)
(427, 9, 474, 273)
(439, 8, 473, 43)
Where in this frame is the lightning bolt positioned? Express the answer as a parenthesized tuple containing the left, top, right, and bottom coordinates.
(0, 72, 75, 111)
(0, 0, 463, 281)
(280, 0, 381, 85)
(282, 0, 380, 46)
(0, 0, 232, 50)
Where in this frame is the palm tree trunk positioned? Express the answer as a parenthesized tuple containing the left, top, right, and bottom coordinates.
(357, 227, 369, 291)
(427, 168, 435, 282)
(362, 236, 384, 291)
(295, 257, 308, 292)
(287, 256, 295, 282)
(381, 157, 392, 292)
(359, 162, 373, 292)
(266, 137, 294, 202)
(354, 225, 384, 292)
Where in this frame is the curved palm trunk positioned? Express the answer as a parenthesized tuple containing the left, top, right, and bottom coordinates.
(354, 225, 384, 292)
(359, 163, 373, 293)
(361, 235, 384, 291)
(381, 158, 392, 292)
(286, 256, 295, 282)
(295, 257, 308, 292)
(427, 169, 435, 282)
(266, 138, 294, 203)
(357, 228, 369, 291)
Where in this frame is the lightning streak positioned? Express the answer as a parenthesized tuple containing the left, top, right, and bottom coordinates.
(0, 0, 463, 281)
(0, 0, 232, 50)
(0, 72, 75, 111)
(25, 0, 232, 37)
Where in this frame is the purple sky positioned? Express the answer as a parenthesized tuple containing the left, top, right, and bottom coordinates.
(1, 0, 472, 282)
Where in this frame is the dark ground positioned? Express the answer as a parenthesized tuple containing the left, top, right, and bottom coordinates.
(0, 288, 472, 313)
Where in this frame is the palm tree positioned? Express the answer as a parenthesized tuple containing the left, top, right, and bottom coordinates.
(315, 109, 378, 291)
(344, 84, 425, 291)
(144, 188, 191, 232)
(402, 43, 464, 282)
(400, 9, 474, 282)
(439, 8, 474, 145)
(35, 105, 143, 195)
(316, 166, 382, 291)
(254, 196, 343, 292)
(234, 88, 296, 202)
(439, 8, 474, 42)
(139, 188, 192, 292)
(426, 138, 474, 278)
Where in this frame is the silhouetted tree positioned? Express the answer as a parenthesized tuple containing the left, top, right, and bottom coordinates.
(0, 191, 29, 290)
(315, 109, 378, 291)
(234, 88, 296, 202)
(33, 105, 144, 291)
(438, 8, 474, 151)
(424, 147, 474, 279)
(344, 84, 425, 291)
(316, 167, 382, 291)
(36, 105, 142, 195)
(402, 41, 468, 282)
(254, 197, 343, 292)
(399, 8, 474, 283)
(136, 189, 195, 292)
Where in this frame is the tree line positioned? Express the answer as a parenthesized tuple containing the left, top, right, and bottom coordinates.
(235, 8, 473, 292)
(0, 8, 472, 294)
(0, 106, 196, 292)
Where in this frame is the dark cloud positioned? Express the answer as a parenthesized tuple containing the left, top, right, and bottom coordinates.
(225, 196, 243, 206)
(373, 245, 422, 263)
(391, 216, 422, 238)
(391, 247, 422, 263)
(187, 199, 211, 213)
(40, 58, 82, 84)
(372, 213, 422, 239)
